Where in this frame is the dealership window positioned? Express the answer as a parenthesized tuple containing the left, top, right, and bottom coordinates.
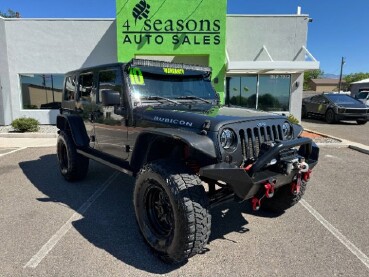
(20, 74, 64, 109)
(226, 74, 291, 111)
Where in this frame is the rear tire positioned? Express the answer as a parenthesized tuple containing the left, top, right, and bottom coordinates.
(261, 180, 307, 213)
(134, 160, 211, 264)
(325, 109, 336, 124)
(57, 131, 89, 181)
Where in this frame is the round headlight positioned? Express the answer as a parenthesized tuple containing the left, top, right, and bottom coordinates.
(282, 122, 293, 139)
(220, 129, 237, 149)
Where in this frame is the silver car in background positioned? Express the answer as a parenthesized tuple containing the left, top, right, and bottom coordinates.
(355, 91, 369, 106)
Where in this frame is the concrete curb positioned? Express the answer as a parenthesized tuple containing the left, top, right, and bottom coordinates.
(348, 145, 369, 155)
(303, 128, 343, 143)
(304, 128, 369, 155)
(0, 130, 57, 148)
(0, 137, 57, 148)
(0, 133, 58, 138)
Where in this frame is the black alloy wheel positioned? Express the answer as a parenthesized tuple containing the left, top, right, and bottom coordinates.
(145, 183, 174, 239)
(325, 109, 336, 124)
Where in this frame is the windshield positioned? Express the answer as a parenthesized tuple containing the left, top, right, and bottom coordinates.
(128, 68, 217, 102)
(325, 94, 361, 105)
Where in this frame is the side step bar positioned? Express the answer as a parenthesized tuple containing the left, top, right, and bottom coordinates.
(77, 148, 134, 176)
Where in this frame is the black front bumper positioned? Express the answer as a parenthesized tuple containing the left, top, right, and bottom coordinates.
(199, 138, 319, 200)
(336, 113, 369, 121)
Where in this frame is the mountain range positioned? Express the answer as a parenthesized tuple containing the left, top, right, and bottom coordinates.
(322, 74, 343, 79)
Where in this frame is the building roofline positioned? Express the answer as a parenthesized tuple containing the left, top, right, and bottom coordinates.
(0, 17, 115, 21)
(227, 14, 309, 17)
(0, 14, 309, 21)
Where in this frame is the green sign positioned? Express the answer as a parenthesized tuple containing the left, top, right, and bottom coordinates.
(116, 0, 227, 100)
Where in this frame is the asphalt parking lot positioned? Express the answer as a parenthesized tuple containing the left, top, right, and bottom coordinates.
(1, 144, 369, 277)
(302, 118, 369, 146)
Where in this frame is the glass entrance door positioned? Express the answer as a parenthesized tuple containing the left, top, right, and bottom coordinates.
(226, 75, 257, 108)
(226, 74, 291, 112)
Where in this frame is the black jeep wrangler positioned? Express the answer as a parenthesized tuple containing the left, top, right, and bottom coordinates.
(56, 59, 319, 263)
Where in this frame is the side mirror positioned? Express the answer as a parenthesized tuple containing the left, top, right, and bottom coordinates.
(101, 90, 120, 106)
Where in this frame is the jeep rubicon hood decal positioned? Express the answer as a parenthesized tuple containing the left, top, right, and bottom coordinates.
(153, 116, 193, 127)
(135, 105, 286, 131)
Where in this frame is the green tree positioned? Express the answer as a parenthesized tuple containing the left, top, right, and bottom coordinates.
(303, 69, 324, 90)
(0, 9, 20, 18)
(344, 72, 369, 85)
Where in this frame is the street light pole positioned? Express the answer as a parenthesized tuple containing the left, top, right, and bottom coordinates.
(338, 57, 345, 93)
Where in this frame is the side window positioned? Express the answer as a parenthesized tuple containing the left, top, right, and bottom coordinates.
(317, 96, 327, 104)
(97, 69, 122, 103)
(311, 95, 323, 102)
(78, 72, 94, 102)
(64, 75, 76, 101)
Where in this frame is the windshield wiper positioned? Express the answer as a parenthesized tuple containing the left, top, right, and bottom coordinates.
(140, 96, 180, 104)
(175, 96, 212, 104)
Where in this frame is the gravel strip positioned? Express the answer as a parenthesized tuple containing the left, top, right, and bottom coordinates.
(310, 137, 341, 144)
(0, 125, 58, 134)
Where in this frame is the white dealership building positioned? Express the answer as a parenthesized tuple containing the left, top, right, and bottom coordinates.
(0, 9, 319, 125)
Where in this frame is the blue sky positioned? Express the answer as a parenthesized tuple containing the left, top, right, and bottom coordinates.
(1, 0, 368, 75)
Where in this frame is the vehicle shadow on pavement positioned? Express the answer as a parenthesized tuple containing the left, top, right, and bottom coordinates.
(19, 154, 281, 273)
(19, 154, 181, 273)
(209, 202, 282, 243)
(209, 202, 250, 242)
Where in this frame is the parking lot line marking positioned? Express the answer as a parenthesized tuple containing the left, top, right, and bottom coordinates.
(24, 172, 120, 269)
(300, 199, 369, 270)
(0, 147, 27, 157)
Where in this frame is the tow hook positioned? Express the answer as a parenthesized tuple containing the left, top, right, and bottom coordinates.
(303, 169, 312, 181)
(291, 173, 302, 195)
(264, 180, 275, 198)
(291, 158, 311, 195)
(251, 180, 276, 211)
(251, 197, 261, 211)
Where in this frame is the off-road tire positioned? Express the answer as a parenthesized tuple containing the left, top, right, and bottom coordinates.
(57, 131, 89, 181)
(325, 109, 337, 124)
(356, 119, 367, 125)
(134, 160, 211, 264)
(261, 180, 307, 213)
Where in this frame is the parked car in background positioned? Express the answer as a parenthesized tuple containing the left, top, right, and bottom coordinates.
(302, 93, 369, 125)
(355, 91, 369, 106)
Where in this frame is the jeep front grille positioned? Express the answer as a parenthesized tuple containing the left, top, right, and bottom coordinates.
(239, 125, 283, 160)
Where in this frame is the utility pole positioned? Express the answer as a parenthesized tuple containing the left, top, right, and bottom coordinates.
(338, 57, 345, 92)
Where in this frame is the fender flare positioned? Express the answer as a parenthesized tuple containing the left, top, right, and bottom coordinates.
(130, 128, 218, 172)
(57, 114, 89, 147)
